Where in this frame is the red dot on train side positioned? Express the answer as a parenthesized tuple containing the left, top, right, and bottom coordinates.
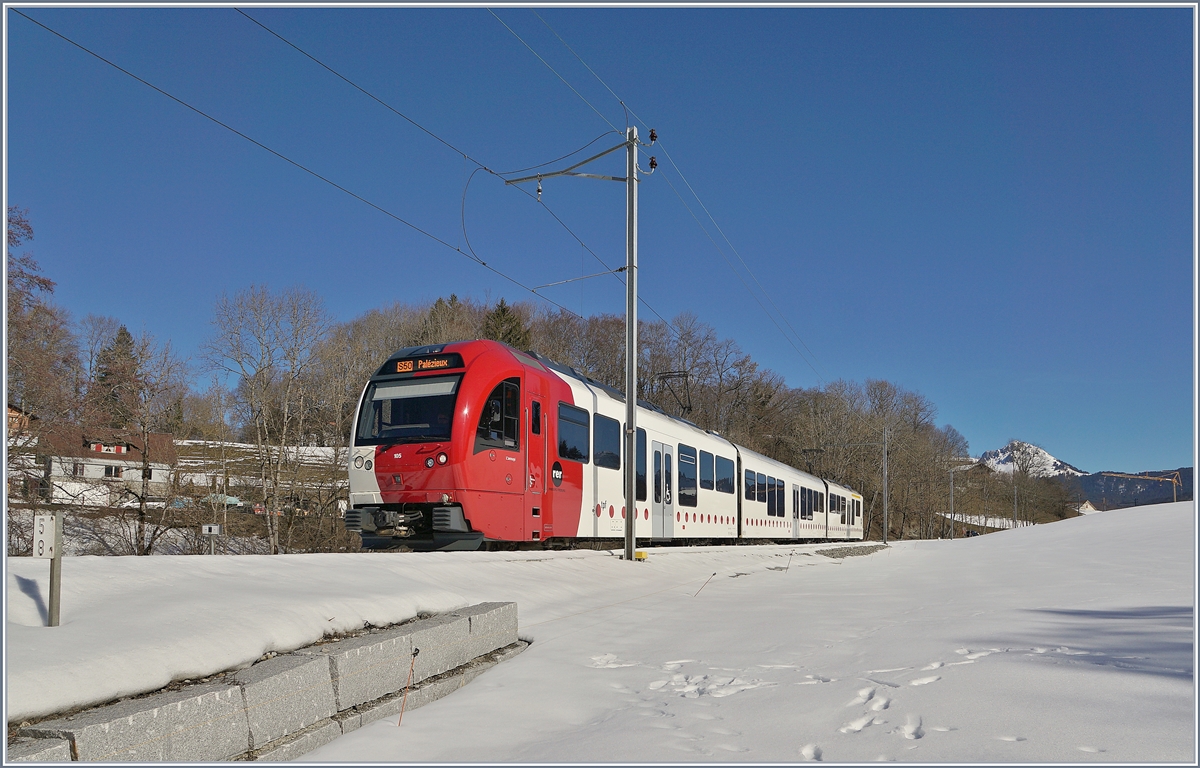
(644, 509, 649, 520)
(609, 505, 615, 518)
(676, 512, 680, 521)
(621, 507, 626, 518)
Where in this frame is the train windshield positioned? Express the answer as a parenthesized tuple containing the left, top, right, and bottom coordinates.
(355, 375, 461, 445)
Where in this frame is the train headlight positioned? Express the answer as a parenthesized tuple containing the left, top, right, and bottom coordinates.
(437, 452, 448, 465)
(364, 459, 372, 470)
(353, 455, 364, 469)
(425, 457, 436, 468)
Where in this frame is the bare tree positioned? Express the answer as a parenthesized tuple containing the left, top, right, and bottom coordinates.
(203, 285, 331, 553)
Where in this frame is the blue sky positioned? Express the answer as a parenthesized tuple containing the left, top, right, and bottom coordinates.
(5, 5, 1195, 473)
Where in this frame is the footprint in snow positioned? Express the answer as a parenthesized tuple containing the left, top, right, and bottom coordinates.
(799, 743, 822, 761)
(870, 696, 891, 712)
(839, 715, 885, 734)
(921, 661, 943, 670)
(909, 676, 940, 686)
(893, 714, 923, 740)
(590, 653, 638, 668)
(797, 675, 833, 685)
(964, 650, 993, 660)
(846, 687, 875, 706)
(996, 735, 1027, 742)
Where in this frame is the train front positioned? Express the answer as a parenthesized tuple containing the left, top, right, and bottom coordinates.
(344, 342, 492, 551)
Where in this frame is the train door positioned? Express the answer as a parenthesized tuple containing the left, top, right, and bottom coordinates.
(792, 484, 800, 539)
(525, 390, 546, 538)
(652, 441, 674, 539)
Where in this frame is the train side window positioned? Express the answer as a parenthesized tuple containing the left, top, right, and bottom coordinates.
(678, 444, 698, 507)
(655, 450, 663, 503)
(531, 401, 541, 435)
(777, 481, 786, 518)
(715, 456, 735, 494)
(699, 451, 714, 491)
(593, 414, 620, 470)
(793, 486, 799, 519)
(756, 473, 767, 503)
(766, 476, 777, 516)
(557, 402, 590, 463)
(636, 428, 647, 501)
(745, 469, 756, 501)
(818, 492, 825, 515)
(475, 378, 520, 453)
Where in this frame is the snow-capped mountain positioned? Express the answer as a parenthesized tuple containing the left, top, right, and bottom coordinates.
(977, 440, 1086, 478)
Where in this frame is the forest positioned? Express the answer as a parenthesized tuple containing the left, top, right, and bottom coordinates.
(7, 206, 1078, 555)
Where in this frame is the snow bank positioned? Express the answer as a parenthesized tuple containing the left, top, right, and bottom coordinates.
(6, 503, 1195, 762)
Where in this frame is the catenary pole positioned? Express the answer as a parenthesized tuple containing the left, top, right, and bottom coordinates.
(624, 126, 638, 563)
(882, 428, 889, 545)
(505, 127, 654, 562)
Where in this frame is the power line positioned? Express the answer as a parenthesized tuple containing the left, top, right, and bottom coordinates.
(11, 8, 581, 320)
(231, 9, 682, 336)
(487, 8, 621, 134)
(529, 10, 831, 383)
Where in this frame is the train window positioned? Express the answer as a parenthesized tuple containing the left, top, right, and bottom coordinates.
(745, 469, 756, 501)
(475, 378, 521, 454)
(593, 414, 620, 470)
(654, 450, 663, 503)
(818, 492, 825, 515)
(766, 477, 777, 516)
(356, 375, 461, 446)
(531, 401, 541, 435)
(793, 486, 799, 519)
(777, 481, 786, 518)
(636, 428, 647, 501)
(699, 451, 714, 491)
(715, 456, 735, 494)
(557, 402, 590, 463)
(678, 445, 697, 507)
(665, 453, 673, 506)
(756, 473, 767, 503)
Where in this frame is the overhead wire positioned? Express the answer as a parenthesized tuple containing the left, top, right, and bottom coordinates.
(518, 10, 950, 494)
(236, 8, 681, 333)
(527, 9, 831, 383)
(10, 8, 582, 319)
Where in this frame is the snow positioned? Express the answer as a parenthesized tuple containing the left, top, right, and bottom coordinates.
(5, 502, 1195, 762)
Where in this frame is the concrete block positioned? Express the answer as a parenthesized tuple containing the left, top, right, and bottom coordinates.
(21, 683, 249, 762)
(234, 653, 337, 748)
(408, 613, 471, 684)
(455, 602, 518, 659)
(251, 719, 341, 762)
(295, 629, 412, 711)
(332, 710, 361, 735)
(8, 738, 72, 763)
(355, 691, 406, 728)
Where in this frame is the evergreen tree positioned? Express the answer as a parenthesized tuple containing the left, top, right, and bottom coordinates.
(92, 326, 139, 428)
(481, 298, 531, 350)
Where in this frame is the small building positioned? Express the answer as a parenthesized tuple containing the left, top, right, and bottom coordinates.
(35, 427, 178, 508)
(1071, 500, 1100, 515)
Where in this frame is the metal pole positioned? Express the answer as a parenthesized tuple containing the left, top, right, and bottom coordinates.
(624, 126, 638, 564)
(882, 428, 888, 545)
(949, 469, 955, 541)
(48, 508, 63, 627)
(1013, 472, 1018, 528)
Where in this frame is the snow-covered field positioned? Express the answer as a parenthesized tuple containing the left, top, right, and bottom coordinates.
(5, 502, 1195, 762)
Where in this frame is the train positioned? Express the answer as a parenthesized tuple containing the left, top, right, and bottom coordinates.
(344, 339, 864, 551)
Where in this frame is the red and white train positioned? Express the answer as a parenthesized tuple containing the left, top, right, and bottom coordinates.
(344, 339, 864, 551)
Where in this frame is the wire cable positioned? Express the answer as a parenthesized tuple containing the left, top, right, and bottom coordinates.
(531, 10, 831, 383)
(236, 8, 679, 334)
(487, 8, 621, 134)
(11, 8, 582, 320)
